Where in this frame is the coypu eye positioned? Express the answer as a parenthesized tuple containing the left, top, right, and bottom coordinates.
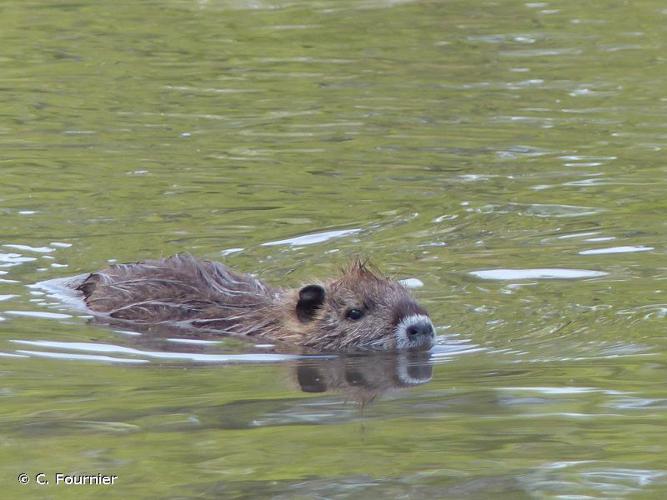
(346, 308, 364, 321)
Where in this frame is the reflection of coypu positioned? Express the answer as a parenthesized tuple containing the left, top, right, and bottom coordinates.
(208, 354, 433, 429)
(74, 254, 435, 351)
(296, 352, 433, 403)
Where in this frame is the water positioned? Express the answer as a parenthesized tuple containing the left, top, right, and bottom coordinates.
(1, 0, 666, 497)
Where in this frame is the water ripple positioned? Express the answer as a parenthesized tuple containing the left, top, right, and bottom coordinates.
(579, 246, 654, 255)
(10, 340, 330, 364)
(261, 228, 361, 247)
(470, 269, 607, 280)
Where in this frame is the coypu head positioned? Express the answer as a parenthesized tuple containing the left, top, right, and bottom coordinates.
(289, 261, 435, 352)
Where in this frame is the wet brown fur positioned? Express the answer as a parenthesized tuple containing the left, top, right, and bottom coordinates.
(76, 254, 430, 351)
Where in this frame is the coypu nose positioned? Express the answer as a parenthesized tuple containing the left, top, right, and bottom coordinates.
(406, 320, 434, 338)
(396, 314, 435, 350)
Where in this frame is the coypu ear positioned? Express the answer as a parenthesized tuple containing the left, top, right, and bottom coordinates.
(296, 284, 325, 322)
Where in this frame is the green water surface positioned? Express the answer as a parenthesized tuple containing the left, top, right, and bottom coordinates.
(1, 0, 666, 498)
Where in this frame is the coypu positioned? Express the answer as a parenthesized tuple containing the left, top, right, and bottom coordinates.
(75, 254, 435, 351)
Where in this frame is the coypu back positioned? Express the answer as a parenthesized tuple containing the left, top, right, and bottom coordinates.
(78, 254, 274, 325)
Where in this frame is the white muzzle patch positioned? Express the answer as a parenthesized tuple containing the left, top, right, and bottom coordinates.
(394, 314, 435, 350)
